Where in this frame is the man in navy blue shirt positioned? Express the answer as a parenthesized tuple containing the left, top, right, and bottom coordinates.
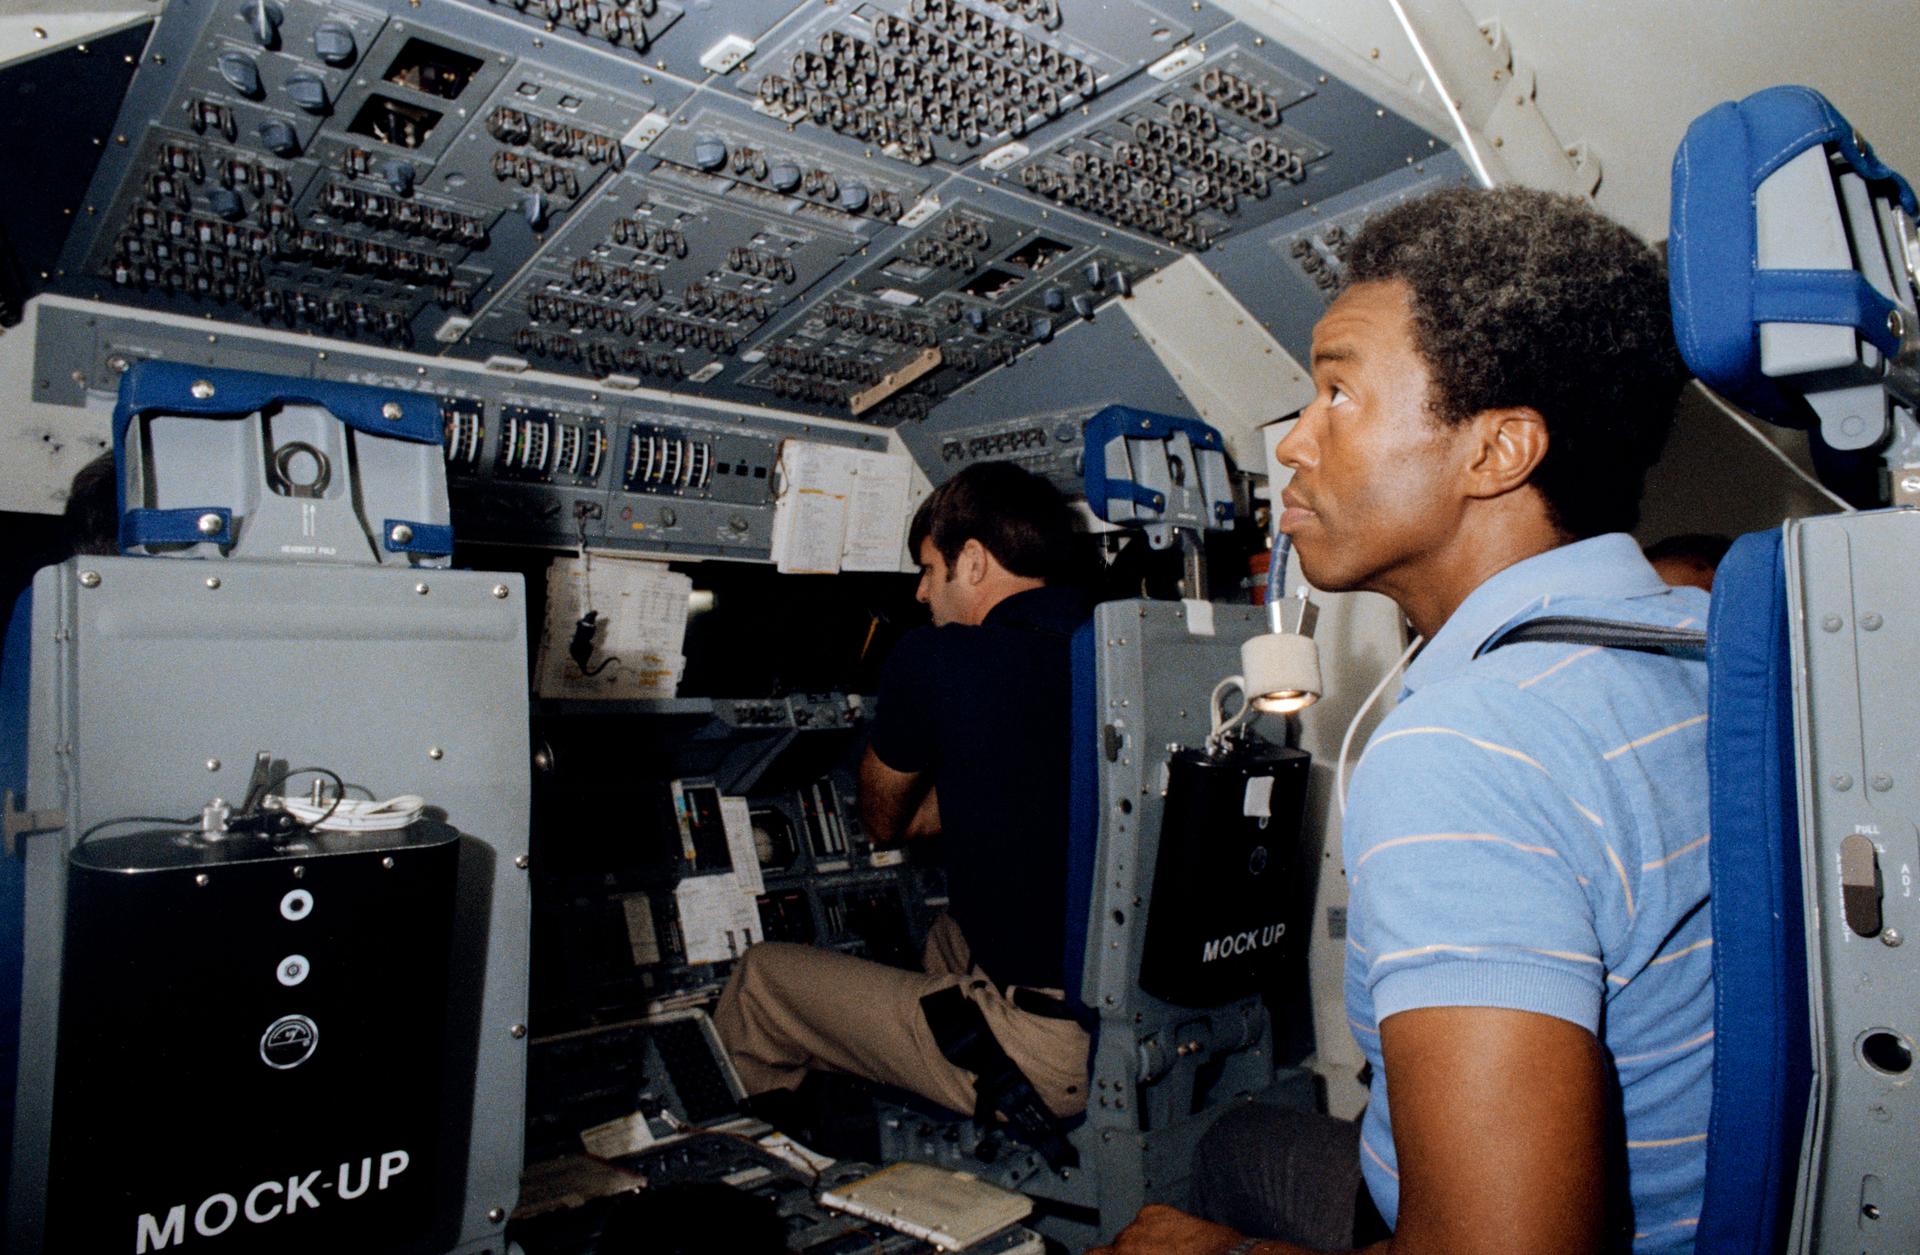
(715, 463, 1093, 1121)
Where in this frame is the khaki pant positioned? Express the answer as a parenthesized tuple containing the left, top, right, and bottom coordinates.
(713, 915, 1089, 1119)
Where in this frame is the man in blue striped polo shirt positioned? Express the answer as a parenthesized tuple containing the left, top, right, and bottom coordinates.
(1095, 187, 1706, 1255)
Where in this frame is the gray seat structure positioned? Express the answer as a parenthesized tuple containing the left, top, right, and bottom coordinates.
(6, 362, 531, 1255)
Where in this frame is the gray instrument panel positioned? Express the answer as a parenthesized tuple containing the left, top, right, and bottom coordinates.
(36, 300, 885, 558)
(54, 0, 1444, 432)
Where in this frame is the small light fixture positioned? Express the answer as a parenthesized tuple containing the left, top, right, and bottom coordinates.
(1208, 536, 1322, 745)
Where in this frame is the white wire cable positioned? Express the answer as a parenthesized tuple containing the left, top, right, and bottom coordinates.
(274, 793, 426, 833)
(1336, 633, 1425, 820)
(1692, 381, 1856, 513)
(1383, 0, 1497, 190)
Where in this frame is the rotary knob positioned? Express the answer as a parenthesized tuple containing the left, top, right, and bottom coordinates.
(767, 162, 801, 194)
(692, 138, 728, 171)
(258, 119, 300, 158)
(218, 52, 264, 99)
(313, 21, 357, 67)
(284, 72, 330, 113)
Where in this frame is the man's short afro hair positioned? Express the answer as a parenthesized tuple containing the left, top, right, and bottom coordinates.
(1342, 185, 1690, 538)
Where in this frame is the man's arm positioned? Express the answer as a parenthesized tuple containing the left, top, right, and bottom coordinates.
(1089, 1004, 1607, 1255)
(859, 745, 936, 844)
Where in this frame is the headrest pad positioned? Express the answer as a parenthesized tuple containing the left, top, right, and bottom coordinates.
(1668, 85, 1917, 428)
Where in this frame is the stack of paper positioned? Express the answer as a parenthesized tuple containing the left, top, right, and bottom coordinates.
(768, 439, 918, 574)
(534, 554, 692, 698)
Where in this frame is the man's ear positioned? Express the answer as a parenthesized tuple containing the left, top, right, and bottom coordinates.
(1462, 406, 1549, 500)
(957, 537, 992, 585)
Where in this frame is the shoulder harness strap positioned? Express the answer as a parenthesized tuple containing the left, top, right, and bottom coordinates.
(1483, 614, 1708, 658)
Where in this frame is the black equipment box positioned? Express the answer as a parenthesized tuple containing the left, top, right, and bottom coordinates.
(47, 821, 463, 1254)
(1138, 745, 1313, 1007)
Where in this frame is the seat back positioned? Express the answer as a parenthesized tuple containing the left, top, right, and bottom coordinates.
(1699, 529, 1812, 1252)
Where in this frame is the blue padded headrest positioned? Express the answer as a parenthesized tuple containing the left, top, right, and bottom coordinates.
(1669, 85, 1917, 428)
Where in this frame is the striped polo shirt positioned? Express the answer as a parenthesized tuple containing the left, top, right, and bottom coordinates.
(1344, 533, 1713, 1252)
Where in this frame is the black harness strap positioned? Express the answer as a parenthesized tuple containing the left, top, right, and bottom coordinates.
(1485, 615, 1707, 657)
(920, 985, 1078, 1170)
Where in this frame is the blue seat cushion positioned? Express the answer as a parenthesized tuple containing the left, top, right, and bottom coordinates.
(1063, 621, 1099, 1009)
(1669, 85, 1917, 428)
(1698, 528, 1812, 1252)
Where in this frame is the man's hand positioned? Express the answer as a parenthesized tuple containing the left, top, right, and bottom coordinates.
(1086, 1204, 1254, 1255)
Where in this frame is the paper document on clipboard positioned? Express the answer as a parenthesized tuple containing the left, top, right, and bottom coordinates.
(769, 440, 915, 574)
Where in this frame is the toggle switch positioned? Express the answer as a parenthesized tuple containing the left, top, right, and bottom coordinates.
(1840, 834, 1884, 938)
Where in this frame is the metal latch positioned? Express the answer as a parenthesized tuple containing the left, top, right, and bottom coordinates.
(3, 788, 66, 857)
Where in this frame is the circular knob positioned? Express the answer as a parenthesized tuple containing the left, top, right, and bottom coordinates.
(313, 21, 357, 66)
(838, 182, 870, 213)
(692, 137, 728, 171)
(284, 72, 330, 113)
(217, 52, 264, 98)
(257, 119, 300, 157)
(1071, 293, 1096, 318)
(1030, 316, 1054, 344)
(727, 514, 748, 533)
(767, 162, 801, 193)
(658, 507, 677, 527)
(1043, 287, 1065, 312)
(380, 160, 415, 196)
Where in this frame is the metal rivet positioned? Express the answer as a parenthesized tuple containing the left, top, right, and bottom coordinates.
(1871, 774, 1894, 792)
(1821, 614, 1843, 632)
(1890, 309, 1906, 339)
(1882, 928, 1903, 948)
(206, 759, 221, 771)
(389, 524, 414, 545)
(492, 583, 510, 599)
(414, 582, 430, 595)
(382, 856, 395, 869)
(205, 577, 221, 589)
(515, 853, 530, 870)
(1864, 1202, 1883, 1220)
(78, 570, 101, 588)
(291, 864, 304, 879)
(190, 379, 215, 399)
(1832, 773, 1855, 791)
(1862, 612, 1883, 631)
(509, 1024, 528, 1039)
(195, 873, 209, 887)
(428, 746, 444, 760)
(196, 512, 223, 536)
(488, 1207, 507, 1224)
(382, 401, 404, 421)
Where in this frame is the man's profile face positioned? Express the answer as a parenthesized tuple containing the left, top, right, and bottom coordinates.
(915, 537, 967, 627)
(1274, 279, 1466, 596)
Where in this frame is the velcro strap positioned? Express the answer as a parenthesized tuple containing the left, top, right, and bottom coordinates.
(120, 506, 231, 550)
(1484, 615, 1708, 657)
(382, 519, 454, 555)
(1750, 269, 1904, 359)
